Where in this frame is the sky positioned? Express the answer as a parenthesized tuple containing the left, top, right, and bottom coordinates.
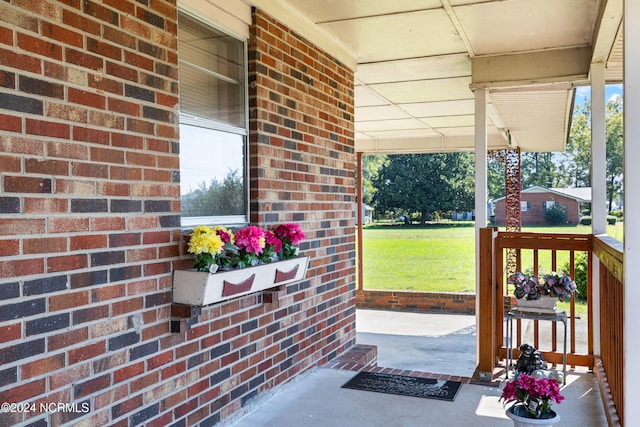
(574, 83, 623, 105)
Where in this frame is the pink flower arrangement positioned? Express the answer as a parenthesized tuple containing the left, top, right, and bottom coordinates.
(234, 225, 267, 255)
(500, 373, 564, 419)
(187, 223, 305, 271)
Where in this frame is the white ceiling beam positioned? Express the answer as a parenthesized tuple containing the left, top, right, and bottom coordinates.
(355, 133, 509, 154)
(591, 0, 623, 65)
(470, 47, 591, 89)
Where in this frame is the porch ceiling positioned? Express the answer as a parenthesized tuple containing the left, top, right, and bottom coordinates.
(257, 0, 623, 154)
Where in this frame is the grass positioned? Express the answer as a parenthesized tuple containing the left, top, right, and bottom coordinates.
(362, 221, 623, 295)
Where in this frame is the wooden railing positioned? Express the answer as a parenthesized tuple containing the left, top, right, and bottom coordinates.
(478, 228, 625, 426)
(593, 235, 624, 427)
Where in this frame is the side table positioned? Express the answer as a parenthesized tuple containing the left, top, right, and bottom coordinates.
(505, 308, 567, 384)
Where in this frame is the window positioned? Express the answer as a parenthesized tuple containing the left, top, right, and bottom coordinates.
(520, 201, 530, 212)
(544, 201, 557, 211)
(178, 12, 248, 227)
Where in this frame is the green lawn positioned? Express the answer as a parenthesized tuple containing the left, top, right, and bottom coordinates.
(362, 221, 623, 294)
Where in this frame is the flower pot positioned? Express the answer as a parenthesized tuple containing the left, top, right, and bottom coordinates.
(515, 295, 556, 313)
(173, 256, 309, 306)
(506, 406, 560, 427)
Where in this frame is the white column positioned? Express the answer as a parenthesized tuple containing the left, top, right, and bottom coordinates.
(474, 88, 488, 363)
(624, 0, 640, 423)
(591, 62, 607, 235)
(590, 62, 606, 357)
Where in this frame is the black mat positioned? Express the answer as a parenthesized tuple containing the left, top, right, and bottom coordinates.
(341, 372, 462, 402)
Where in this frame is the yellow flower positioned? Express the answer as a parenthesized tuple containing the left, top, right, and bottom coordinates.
(188, 226, 224, 255)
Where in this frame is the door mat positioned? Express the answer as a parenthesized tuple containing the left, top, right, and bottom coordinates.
(342, 372, 462, 402)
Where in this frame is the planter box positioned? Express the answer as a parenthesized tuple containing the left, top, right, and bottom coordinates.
(515, 295, 557, 313)
(173, 256, 309, 306)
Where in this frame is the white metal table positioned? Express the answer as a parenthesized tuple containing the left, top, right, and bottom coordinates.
(505, 308, 567, 384)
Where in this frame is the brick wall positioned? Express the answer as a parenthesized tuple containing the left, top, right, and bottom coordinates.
(0, 1, 356, 426)
(356, 290, 476, 313)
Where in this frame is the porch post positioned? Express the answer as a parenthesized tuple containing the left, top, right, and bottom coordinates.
(357, 152, 364, 290)
(624, 0, 640, 423)
(590, 61, 606, 357)
(474, 88, 488, 365)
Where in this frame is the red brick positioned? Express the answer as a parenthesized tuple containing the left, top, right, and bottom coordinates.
(48, 327, 89, 351)
(25, 158, 69, 175)
(41, 22, 83, 48)
(0, 136, 45, 155)
(88, 38, 121, 61)
(90, 146, 124, 164)
(91, 285, 127, 302)
(108, 98, 140, 117)
(0, 46, 42, 74)
(113, 361, 144, 384)
(14, 0, 61, 19)
(4, 175, 51, 193)
(71, 161, 108, 179)
(68, 87, 105, 109)
(21, 354, 65, 380)
(65, 47, 104, 70)
(0, 258, 44, 278)
(0, 218, 45, 235)
(89, 73, 123, 96)
(62, 8, 101, 35)
(97, 181, 130, 197)
(124, 50, 154, 71)
(49, 290, 89, 312)
(110, 165, 142, 181)
(94, 384, 128, 410)
(126, 117, 155, 135)
(73, 127, 110, 145)
(0, 154, 21, 172)
(25, 119, 70, 139)
(23, 197, 68, 214)
(17, 32, 63, 60)
(130, 372, 158, 393)
(91, 217, 126, 231)
(69, 234, 107, 250)
(0, 113, 22, 132)
(0, 322, 21, 344)
(127, 247, 157, 262)
(102, 24, 136, 48)
(1, 379, 46, 403)
(112, 297, 143, 316)
(47, 254, 88, 272)
(0, 24, 13, 46)
(120, 15, 151, 39)
(24, 237, 67, 254)
(68, 341, 106, 364)
(0, 239, 19, 257)
(106, 61, 137, 82)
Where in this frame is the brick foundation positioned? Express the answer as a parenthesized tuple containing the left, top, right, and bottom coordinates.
(356, 289, 477, 313)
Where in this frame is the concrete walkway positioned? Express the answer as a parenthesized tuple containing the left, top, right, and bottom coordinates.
(229, 309, 607, 427)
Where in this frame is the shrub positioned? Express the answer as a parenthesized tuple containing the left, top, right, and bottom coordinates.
(562, 251, 588, 301)
(545, 204, 568, 225)
(578, 215, 617, 226)
(610, 210, 624, 219)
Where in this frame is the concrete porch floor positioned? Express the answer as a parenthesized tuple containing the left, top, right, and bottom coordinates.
(229, 309, 607, 427)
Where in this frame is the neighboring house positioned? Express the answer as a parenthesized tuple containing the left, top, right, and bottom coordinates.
(494, 186, 591, 226)
(363, 204, 373, 224)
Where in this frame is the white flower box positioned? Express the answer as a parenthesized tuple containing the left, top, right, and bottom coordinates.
(172, 256, 309, 306)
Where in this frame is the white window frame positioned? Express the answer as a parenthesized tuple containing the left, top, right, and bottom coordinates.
(177, 10, 250, 229)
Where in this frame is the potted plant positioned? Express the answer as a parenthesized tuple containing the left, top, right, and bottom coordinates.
(500, 373, 564, 426)
(173, 223, 309, 306)
(507, 271, 577, 312)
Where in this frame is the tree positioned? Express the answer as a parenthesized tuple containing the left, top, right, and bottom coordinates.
(361, 154, 387, 206)
(605, 96, 623, 211)
(181, 169, 245, 217)
(372, 153, 475, 223)
(566, 96, 624, 212)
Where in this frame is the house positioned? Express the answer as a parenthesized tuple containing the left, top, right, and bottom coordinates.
(0, 1, 637, 426)
(493, 186, 591, 226)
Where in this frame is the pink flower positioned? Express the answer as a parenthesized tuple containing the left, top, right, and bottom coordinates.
(274, 223, 306, 244)
(265, 230, 282, 252)
(234, 225, 267, 254)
